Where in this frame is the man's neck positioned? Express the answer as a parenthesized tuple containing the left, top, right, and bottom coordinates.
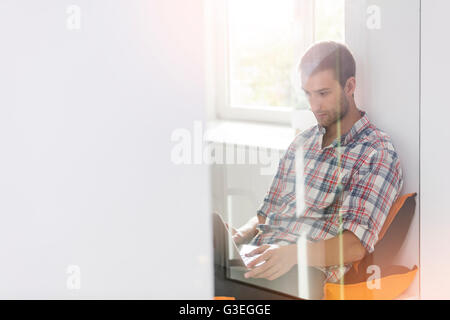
(323, 103, 362, 147)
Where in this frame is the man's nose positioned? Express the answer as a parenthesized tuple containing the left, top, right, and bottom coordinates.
(309, 98, 321, 113)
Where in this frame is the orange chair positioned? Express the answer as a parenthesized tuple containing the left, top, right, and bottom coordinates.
(323, 193, 418, 300)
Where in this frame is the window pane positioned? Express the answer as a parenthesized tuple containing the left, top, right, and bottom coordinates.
(228, 0, 301, 108)
(228, 0, 345, 110)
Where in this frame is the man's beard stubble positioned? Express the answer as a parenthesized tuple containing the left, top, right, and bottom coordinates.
(323, 92, 350, 129)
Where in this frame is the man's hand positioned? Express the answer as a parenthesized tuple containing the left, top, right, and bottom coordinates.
(225, 223, 255, 245)
(243, 244, 297, 281)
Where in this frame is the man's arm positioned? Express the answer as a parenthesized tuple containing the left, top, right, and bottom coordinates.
(244, 231, 366, 280)
(306, 231, 367, 267)
(229, 215, 265, 245)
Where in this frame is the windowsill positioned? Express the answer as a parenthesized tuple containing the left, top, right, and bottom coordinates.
(205, 119, 296, 151)
(205, 111, 317, 150)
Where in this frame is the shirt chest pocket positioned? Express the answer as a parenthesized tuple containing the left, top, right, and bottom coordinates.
(303, 161, 349, 210)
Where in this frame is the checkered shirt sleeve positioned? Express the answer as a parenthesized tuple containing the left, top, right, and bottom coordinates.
(339, 148, 403, 254)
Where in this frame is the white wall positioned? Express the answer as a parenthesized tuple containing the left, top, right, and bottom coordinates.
(0, 0, 212, 299)
(421, 0, 450, 300)
(346, 0, 421, 298)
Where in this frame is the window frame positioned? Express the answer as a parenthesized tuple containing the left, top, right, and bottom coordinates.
(205, 0, 333, 125)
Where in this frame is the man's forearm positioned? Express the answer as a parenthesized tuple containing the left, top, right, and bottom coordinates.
(299, 231, 367, 268)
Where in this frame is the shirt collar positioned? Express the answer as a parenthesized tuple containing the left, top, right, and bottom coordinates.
(316, 111, 370, 147)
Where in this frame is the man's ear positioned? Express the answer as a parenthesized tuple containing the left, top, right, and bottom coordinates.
(344, 77, 356, 97)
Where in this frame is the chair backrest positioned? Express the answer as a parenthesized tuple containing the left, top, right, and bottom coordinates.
(352, 193, 417, 275)
(378, 193, 417, 242)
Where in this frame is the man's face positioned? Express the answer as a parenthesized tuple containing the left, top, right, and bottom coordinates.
(302, 69, 349, 128)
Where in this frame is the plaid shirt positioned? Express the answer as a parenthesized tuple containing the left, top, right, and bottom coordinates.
(250, 112, 403, 283)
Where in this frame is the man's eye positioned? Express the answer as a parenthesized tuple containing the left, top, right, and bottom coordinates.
(319, 92, 329, 97)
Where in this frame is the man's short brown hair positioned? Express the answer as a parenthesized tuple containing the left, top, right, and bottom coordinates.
(299, 41, 356, 88)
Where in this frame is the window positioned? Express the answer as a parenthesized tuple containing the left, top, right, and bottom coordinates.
(206, 0, 345, 124)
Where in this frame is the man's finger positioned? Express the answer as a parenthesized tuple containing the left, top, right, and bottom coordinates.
(245, 261, 276, 279)
(245, 254, 273, 278)
(267, 269, 284, 281)
(257, 266, 281, 280)
(246, 249, 271, 269)
(246, 245, 269, 257)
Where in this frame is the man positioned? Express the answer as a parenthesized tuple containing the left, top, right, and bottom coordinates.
(228, 41, 404, 289)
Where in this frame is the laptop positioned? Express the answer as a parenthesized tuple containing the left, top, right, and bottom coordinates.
(213, 213, 264, 270)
